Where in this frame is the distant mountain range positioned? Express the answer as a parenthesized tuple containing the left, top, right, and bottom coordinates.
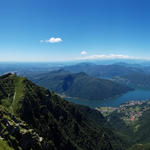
(30, 69, 132, 101)
(0, 73, 125, 150)
(111, 72, 150, 89)
(0, 62, 149, 79)
(63, 63, 144, 78)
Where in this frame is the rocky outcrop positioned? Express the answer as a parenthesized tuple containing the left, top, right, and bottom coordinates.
(0, 106, 43, 150)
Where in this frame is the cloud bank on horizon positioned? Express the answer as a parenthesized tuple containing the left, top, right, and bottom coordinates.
(40, 37, 62, 43)
(77, 54, 139, 60)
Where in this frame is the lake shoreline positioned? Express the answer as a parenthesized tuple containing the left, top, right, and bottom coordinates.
(65, 88, 150, 108)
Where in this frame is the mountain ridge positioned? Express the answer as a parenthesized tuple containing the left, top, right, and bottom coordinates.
(30, 69, 132, 101)
(63, 63, 144, 78)
(0, 73, 125, 150)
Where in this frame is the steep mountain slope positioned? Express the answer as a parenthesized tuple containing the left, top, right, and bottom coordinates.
(63, 63, 144, 78)
(31, 70, 132, 101)
(97, 100, 150, 149)
(127, 143, 150, 150)
(0, 73, 125, 150)
(0, 105, 43, 150)
(111, 73, 150, 88)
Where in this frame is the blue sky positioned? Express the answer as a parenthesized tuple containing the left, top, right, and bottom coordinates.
(0, 0, 150, 62)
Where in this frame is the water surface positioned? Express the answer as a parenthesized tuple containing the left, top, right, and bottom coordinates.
(65, 89, 150, 108)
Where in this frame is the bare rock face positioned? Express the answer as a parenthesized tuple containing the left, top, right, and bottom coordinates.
(0, 107, 43, 150)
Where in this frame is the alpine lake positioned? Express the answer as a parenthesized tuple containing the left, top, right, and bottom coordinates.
(65, 89, 150, 108)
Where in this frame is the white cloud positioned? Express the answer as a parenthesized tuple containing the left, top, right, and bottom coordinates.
(81, 51, 87, 55)
(77, 54, 138, 60)
(40, 37, 62, 43)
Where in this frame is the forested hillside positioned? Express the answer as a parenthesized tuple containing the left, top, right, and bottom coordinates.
(30, 70, 132, 101)
(0, 73, 125, 150)
(97, 100, 150, 150)
(112, 73, 150, 88)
